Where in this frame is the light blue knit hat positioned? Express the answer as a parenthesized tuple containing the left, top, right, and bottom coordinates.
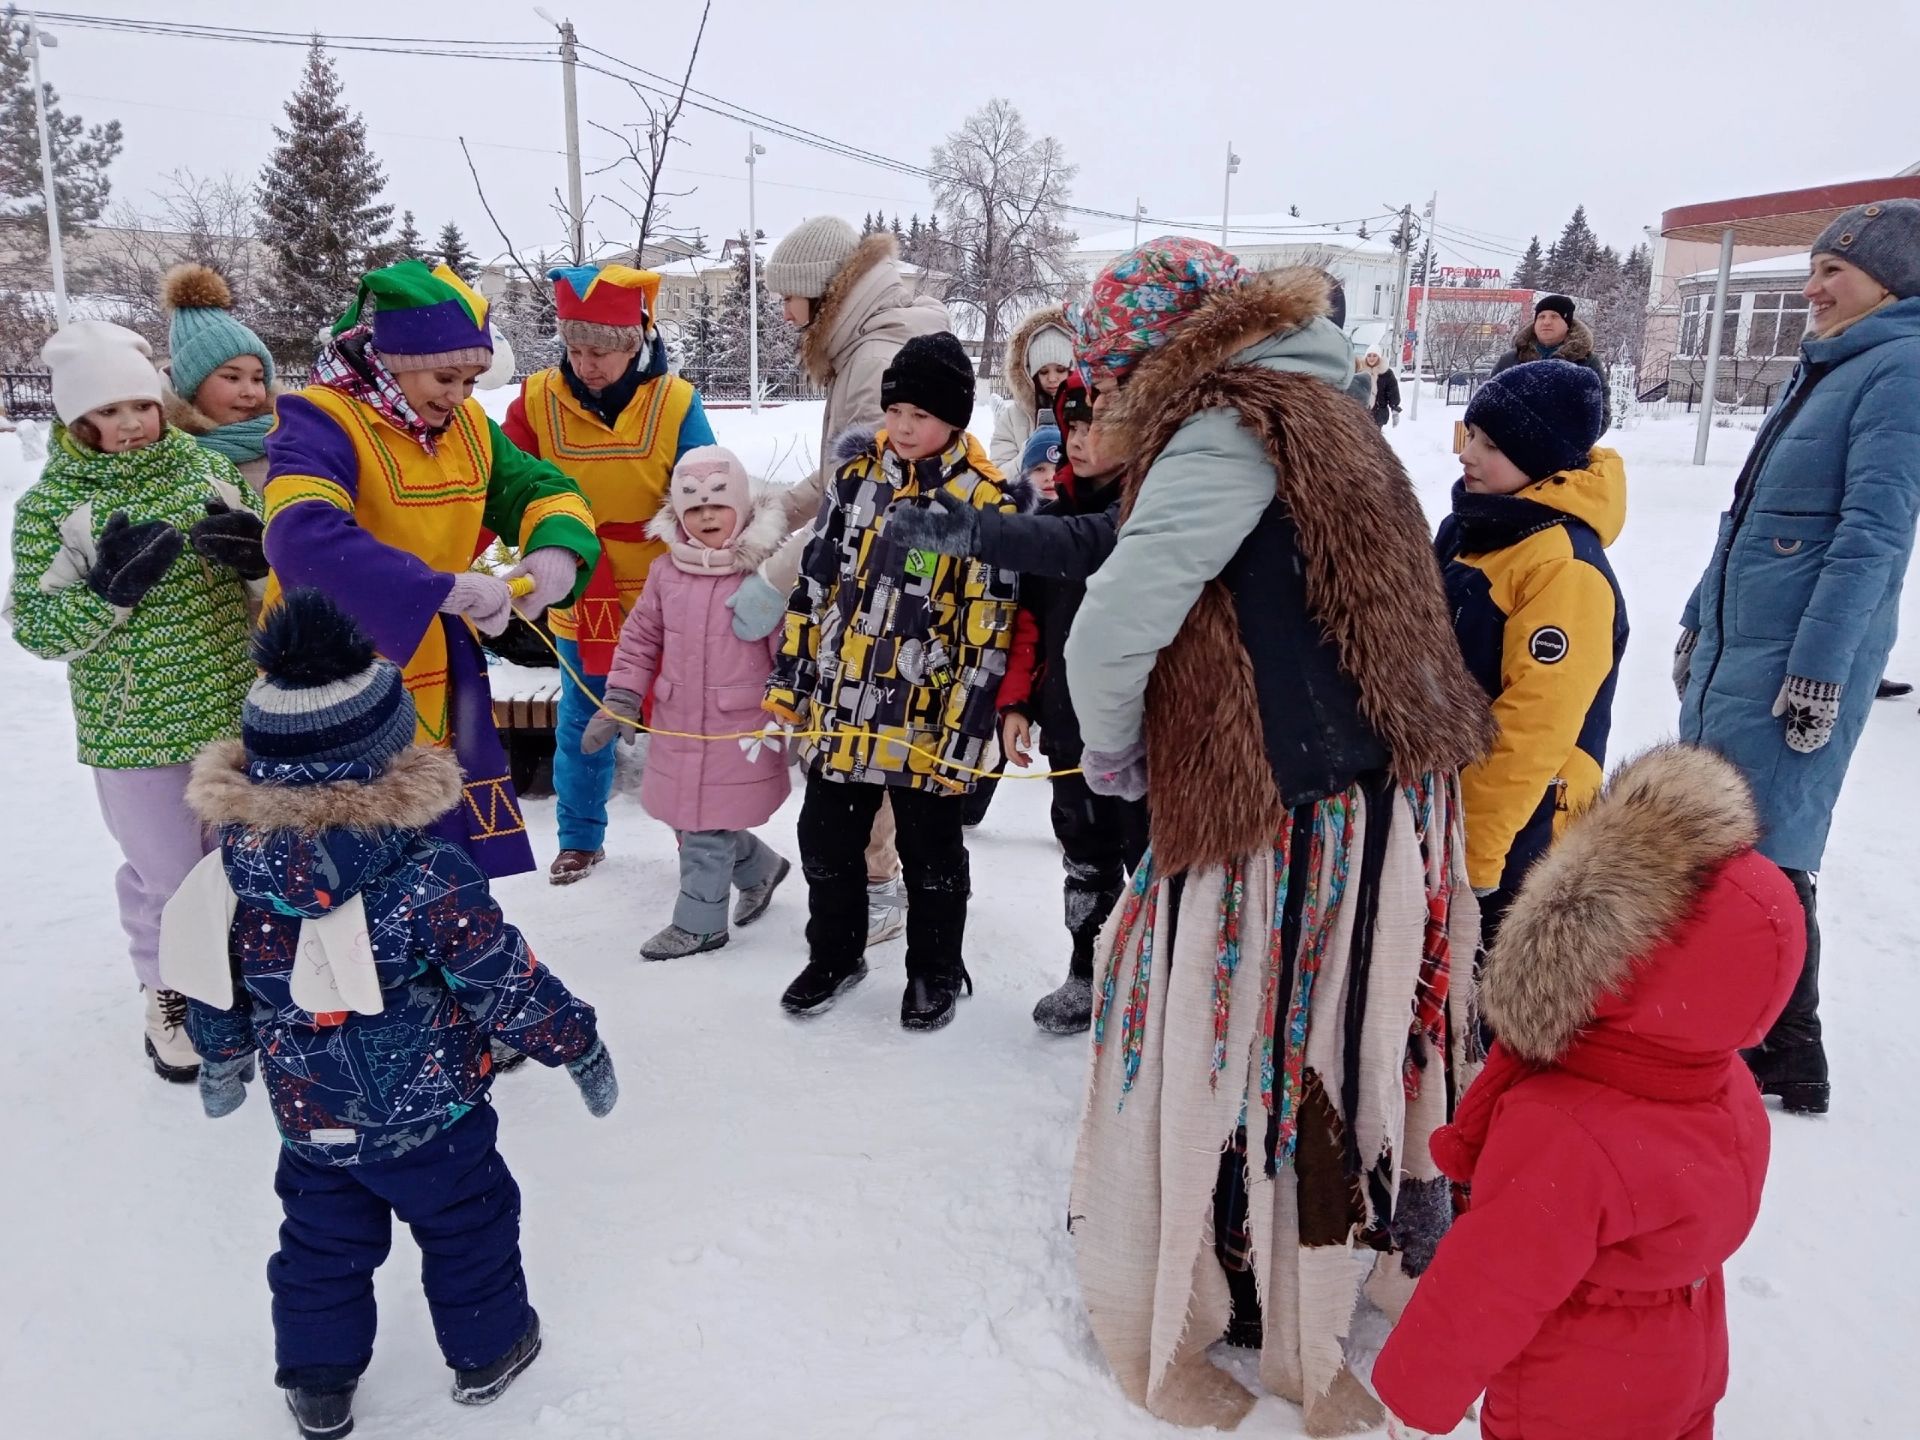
(163, 264, 275, 404)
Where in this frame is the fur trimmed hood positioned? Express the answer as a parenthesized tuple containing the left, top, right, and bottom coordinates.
(187, 740, 464, 835)
(829, 421, 881, 471)
(1482, 744, 1787, 1064)
(801, 232, 904, 384)
(644, 478, 791, 573)
(994, 303, 1074, 401)
(1510, 315, 1597, 365)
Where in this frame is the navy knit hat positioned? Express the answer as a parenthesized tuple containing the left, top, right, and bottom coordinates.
(243, 589, 417, 781)
(881, 332, 976, 429)
(1464, 360, 1605, 483)
(1812, 198, 1920, 301)
(1020, 424, 1063, 479)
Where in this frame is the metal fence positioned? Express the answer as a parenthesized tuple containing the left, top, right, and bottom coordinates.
(1, 371, 54, 420)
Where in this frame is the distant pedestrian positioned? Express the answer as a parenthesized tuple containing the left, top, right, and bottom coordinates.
(1492, 294, 1611, 431)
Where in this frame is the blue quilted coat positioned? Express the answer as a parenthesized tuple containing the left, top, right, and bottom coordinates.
(1681, 297, 1920, 872)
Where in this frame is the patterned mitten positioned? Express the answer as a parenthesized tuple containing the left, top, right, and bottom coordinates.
(1672, 628, 1699, 701)
(581, 687, 640, 754)
(188, 499, 269, 580)
(198, 1055, 252, 1119)
(88, 511, 184, 608)
(1772, 675, 1841, 754)
(726, 571, 788, 641)
(567, 1039, 619, 1117)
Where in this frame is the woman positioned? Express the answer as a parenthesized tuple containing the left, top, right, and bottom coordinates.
(1361, 347, 1401, 427)
(1674, 198, 1920, 1118)
(159, 263, 279, 490)
(1060, 241, 1493, 1435)
(1492, 294, 1610, 432)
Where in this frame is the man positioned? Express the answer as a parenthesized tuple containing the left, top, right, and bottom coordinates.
(1492, 294, 1611, 432)
(503, 264, 714, 884)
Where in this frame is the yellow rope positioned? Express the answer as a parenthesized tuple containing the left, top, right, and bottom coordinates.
(507, 604, 1082, 781)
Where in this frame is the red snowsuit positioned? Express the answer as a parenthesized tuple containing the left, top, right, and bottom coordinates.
(1374, 745, 1806, 1440)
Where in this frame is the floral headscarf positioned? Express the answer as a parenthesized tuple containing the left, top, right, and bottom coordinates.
(1073, 237, 1252, 381)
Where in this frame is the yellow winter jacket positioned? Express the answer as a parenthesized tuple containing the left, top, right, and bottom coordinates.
(1437, 449, 1629, 892)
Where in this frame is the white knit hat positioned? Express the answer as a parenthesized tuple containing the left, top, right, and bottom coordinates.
(1025, 324, 1074, 375)
(41, 321, 163, 425)
(763, 216, 860, 300)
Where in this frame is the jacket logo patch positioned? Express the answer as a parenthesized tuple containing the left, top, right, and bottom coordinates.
(1529, 626, 1569, 664)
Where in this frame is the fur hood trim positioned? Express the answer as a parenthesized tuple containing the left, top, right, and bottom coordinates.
(995, 303, 1074, 400)
(187, 741, 465, 834)
(1510, 315, 1597, 365)
(161, 375, 284, 437)
(800, 233, 901, 385)
(829, 421, 882, 471)
(643, 480, 791, 571)
(1482, 744, 1761, 1064)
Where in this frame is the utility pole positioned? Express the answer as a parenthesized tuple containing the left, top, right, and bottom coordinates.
(537, 9, 586, 263)
(746, 131, 766, 415)
(1133, 198, 1147, 249)
(1410, 192, 1438, 421)
(1388, 201, 1414, 368)
(24, 11, 67, 327)
(1220, 144, 1241, 248)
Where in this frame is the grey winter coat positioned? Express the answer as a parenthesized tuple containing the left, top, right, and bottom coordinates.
(1680, 296, 1920, 872)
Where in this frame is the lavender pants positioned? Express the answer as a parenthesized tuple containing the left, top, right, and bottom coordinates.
(91, 763, 214, 989)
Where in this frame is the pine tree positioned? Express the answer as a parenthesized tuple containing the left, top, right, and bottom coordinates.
(1513, 235, 1545, 290)
(905, 213, 924, 264)
(684, 283, 720, 372)
(391, 210, 426, 262)
(1, 12, 124, 225)
(714, 230, 794, 388)
(890, 214, 906, 242)
(1288, 204, 1301, 218)
(1356, 220, 1370, 241)
(1542, 206, 1599, 292)
(861, 212, 874, 237)
(256, 38, 393, 360)
(435, 221, 476, 282)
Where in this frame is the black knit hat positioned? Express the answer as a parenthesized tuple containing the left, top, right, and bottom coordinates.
(1534, 294, 1576, 322)
(1464, 359, 1605, 483)
(881, 332, 975, 429)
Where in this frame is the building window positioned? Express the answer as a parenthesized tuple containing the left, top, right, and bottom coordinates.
(1746, 291, 1808, 357)
(1372, 283, 1384, 316)
(1680, 292, 1743, 358)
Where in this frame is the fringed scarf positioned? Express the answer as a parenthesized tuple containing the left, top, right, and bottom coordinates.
(313, 328, 441, 454)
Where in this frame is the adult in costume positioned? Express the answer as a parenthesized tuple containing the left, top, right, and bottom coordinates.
(502, 263, 714, 883)
(262, 261, 599, 879)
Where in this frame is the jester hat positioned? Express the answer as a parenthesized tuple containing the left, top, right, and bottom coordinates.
(549, 263, 661, 351)
(334, 260, 493, 373)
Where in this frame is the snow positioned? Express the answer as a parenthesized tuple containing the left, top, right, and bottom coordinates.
(1683, 251, 1813, 283)
(3, 395, 1916, 1439)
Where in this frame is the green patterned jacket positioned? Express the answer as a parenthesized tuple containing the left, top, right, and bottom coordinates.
(7, 425, 260, 768)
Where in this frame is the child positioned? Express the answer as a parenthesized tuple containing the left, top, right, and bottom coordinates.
(765, 331, 1019, 1031)
(997, 373, 1149, 1034)
(1017, 422, 1062, 504)
(160, 263, 279, 491)
(163, 589, 616, 1440)
(581, 445, 794, 960)
(1373, 743, 1806, 1440)
(988, 303, 1074, 471)
(6, 320, 265, 1081)
(1437, 358, 1626, 948)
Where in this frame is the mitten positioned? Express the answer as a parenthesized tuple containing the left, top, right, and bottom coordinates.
(188, 498, 269, 580)
(726, 571, 787, 641)
(567, 1039, 619, 1117)
(1672, 627, 1699, 701)
(505, 545, 580, 614)
(439, 571, 514, 636)
(198, 1054, 253, 1118)
(581, 687, 641, 754)
(885, 489, 981, 558)
(1082, 739, 1148, 801)
(87, 511, 184, 608)
(1773, 675, 1842, 754)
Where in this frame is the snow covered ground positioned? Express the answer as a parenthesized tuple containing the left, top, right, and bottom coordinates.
(3, 393, 1915, 1439)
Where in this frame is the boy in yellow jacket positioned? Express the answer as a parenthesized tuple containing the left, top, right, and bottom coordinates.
(1436, 359, 1627, 955)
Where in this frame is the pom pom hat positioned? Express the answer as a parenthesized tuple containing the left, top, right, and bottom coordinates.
(333, 260, 494, 373)
(550, 262, 661, 351)
(243, 589, 417, 780)
(163, 263, 276, 403)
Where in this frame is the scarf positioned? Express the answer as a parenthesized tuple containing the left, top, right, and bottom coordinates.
(1443, 480, 1570, 554)
(313, 328, 441, 454)
(560, 344, 662, 427)
(195, 414, 274, 466)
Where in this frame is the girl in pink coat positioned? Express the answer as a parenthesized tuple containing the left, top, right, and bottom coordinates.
(583, 446, 794, 959)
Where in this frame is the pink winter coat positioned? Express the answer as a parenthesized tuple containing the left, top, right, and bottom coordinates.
(604, 489, 792, 833)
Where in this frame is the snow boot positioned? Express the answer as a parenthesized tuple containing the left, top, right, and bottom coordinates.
(143, 986, 200, 1083)
(866, 877, 907, 946)
(1876, 678, 1913, 700)
(451, 1312, 542, 1406)
(1222, 1264, 1263, 1350)
(547, 848, 604, 886)
(733, 856, 792, 927)
(1031, 974, 1094, 1035)
(284, 1384, 355, 1439)
(640, 924, 729, 961)
(901, 969, 973, 1032)
(781, 956, 869, 1017)
(1743, 866, 1826, 1113)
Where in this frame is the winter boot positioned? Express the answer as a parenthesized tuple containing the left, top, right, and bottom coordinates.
(733, 856, 792, 927)
(867, 876, 907, 946)
(1031, 974, 1094, 1035)
(781, 956, 869, 1017)
(451, 1312, 542, 1406)
(1222, 1264, 1264, 1350)
(640, 924, 729, 962)
(901, 969, 973, 1032)
(1743, 867, 1827, 1114)
(1876, 678, 1913, 700)
(284, 1384, 355, 1439)
(143, 987, 200, 1083)
(547, 848, 605, 886)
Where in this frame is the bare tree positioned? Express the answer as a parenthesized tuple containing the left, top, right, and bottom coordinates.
(85, 170, 265, 349)
(929, 99, 1077, 376)
(589, 0, 710, 258)
(1419, 295, 1523, 385)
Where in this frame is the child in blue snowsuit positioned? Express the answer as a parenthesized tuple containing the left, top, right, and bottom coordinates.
(164, 589, 618, 1439)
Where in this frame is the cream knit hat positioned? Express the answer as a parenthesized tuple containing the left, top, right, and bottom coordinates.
(41, 322, 164, 425)
(763, 216, 860, 300)
(1025, 324, 1074, 375)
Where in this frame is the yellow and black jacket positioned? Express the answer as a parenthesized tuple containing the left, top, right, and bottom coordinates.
(765, 425, 1018, 794)
(1437, 449, 1628, 892)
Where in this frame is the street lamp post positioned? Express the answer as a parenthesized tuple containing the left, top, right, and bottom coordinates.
(1133, 198, 1147, 249)
(746, 131, 767, 415)
(1220, 144, 1240, 248)
(23, 11, 66, 327)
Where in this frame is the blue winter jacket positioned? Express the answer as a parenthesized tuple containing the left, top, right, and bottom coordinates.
(1680, 297, 1920, 872)
(183, 742, 600, 1165)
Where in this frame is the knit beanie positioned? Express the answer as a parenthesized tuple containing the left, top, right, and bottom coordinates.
(551, 262, 659, 352)
(669, 445, 754, 543)
(1020, 424, 1063, 479)
(40, 321, 163, 425)
(243, 589, 418, 781)
(1075, 236, 1253, 380)
(1535, 294, 1576, 322)
(1812, 198, 1920, 300)
(880, 332, 975, 429)
(1463, 359, 1606, 484)
(163, 264, 275, 405)
(763, 216, 860, 300)
(1025, 324, 1074, 377)
(334, 260, 493, 373)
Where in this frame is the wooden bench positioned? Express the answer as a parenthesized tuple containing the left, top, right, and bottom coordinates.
(489, 668, 564, 796)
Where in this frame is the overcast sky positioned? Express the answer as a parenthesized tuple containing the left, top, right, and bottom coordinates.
(42, 0, 1920, 274)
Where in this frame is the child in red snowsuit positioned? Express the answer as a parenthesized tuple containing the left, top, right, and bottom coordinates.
(1374, 743, 1805, 1440)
